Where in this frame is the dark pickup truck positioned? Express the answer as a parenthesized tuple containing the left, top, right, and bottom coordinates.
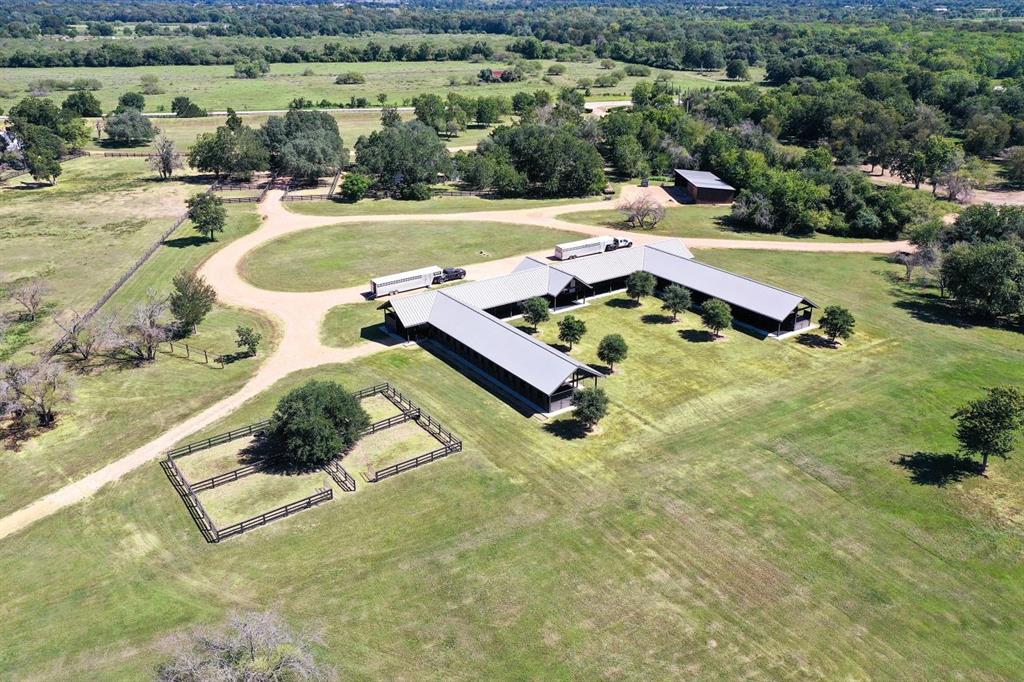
(434, 267, 467, 284)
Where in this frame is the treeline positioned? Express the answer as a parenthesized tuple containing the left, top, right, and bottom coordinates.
(0, 39, 496, 69)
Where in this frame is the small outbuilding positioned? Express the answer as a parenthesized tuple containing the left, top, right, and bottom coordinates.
(673, 169, 736, 204)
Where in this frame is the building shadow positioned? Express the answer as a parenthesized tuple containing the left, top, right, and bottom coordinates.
(641, 313, 674, 325)
(419, 340, 538, 418)
(893, 452, 985, 487)
(679, 329, 714, 343)
(543, 418, 588, 440)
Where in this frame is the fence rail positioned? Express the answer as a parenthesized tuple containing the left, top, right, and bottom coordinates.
(219, 195, 261, 204)
(161, 340, 226, 367)
(281, 193, 332, 202)
(97, 151, 151, 158)
(366, 409, 420, 435)
(48, 179, 217, 357)
(216, 488, 333, 540)
(191, 463, 261, 492)
(366, 441, 462, 483)
(160, 458, 219, 542)
(323, 459, 357, 492)
(166, 419, 271, 459)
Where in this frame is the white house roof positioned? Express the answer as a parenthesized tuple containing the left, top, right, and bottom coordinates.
(673, 169, 735, 192)
(428, 294, 602, 395)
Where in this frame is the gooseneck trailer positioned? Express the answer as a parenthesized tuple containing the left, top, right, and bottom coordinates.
(553, 236, 632, 260)
(369, 266, 444, 299)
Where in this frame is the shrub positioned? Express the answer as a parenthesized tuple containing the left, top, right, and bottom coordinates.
(398, 182, 431, 201)
(339, 172, 372, 202)
(335, 72, 366, 84)
(268, 381, 370, 469)
(235, 326, 262, 356)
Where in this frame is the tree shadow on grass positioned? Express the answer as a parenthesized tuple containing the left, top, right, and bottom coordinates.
(163, 235, 210, 249)
(588, 363, 613, 374)
(796, 333, 836, 349)
(550, 342, 572, 353)
(679, 329, 714, 343)
(641, 313, 674, 325)
(236, 434, 323, 476)
(604, 298, 638, 309)
(891, 292, 975, 330)
(893, 452, 985, 487)
(543, 418, 588, 440)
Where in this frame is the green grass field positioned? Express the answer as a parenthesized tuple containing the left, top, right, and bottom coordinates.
(560, 205, 892, 242)
(0, 54, 744, 113)
(0, 181, 276, 516)
(0, 156, 202, 347)
(239, 220, 579, 292)
(0, 249, 1021, 678)
(286, 193, 602, 217)
(321, 301, 389, 348)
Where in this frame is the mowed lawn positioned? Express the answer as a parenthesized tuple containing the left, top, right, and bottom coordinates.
(0, 251, 1022, 678)
(561, 205, 893, 242)
(239, 220, 581, 291)
(286, 194, 601, 217)
(0, 203, 276, 517)
(0, 51, 741, 113)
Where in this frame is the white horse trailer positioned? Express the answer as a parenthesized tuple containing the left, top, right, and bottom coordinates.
(553, 236, 632, 260)
(370, 266, 443, 299)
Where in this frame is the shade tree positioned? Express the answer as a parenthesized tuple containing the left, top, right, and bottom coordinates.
(700, 298, 732, 338)
(186, 193, 227, 241)
(571, 386, 609, 430)
(235, 326, 262, 357)
(626, 271, 656, 303)
(169, 270, 217, 335)
(660, 284, 692, 321)
(597, 334, 628, 371)
(147, 135, 183, 180)
(953, 386, 1024, 470)
(557, 314, 587, 349)
(354, 120, 451, 195)
(268, 380, 370, 469)
(819, 305, 855, 345)
(521, 296, 550, 332)
(0, 359, 74, 427)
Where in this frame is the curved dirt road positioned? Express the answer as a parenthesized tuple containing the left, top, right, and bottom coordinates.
(0, 188, 909, 541)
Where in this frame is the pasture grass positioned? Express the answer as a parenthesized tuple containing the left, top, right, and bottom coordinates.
(239, 220, 580, 292)
(285, 193, 603, 217)
(1, 251, 1022, 678)
(0, 54, 743, 113)
(0, 197, 274, 517)
(560, 205, 891, 242)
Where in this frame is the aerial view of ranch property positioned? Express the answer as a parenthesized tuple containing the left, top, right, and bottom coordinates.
(3, 0, 1024, 679)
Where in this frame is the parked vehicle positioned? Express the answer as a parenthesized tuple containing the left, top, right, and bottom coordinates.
(369, 266, 443, 299)
(439, 267, 467, 282)
(553, 236, 633, 260)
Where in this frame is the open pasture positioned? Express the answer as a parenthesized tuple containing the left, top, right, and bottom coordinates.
(0, 249, 1022, 678)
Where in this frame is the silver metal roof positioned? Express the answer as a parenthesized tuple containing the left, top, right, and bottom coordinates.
(428, 293, 602, 395)
(673, 169, 735, 191)
(549, 248, 645, 285)
(445, 268, 550, 311)
(646, 239, 694, 259)
(386, 290, 437, 327)
(643, 249, 814, 321)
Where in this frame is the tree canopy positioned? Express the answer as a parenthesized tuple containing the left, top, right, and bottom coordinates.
(268, 381, 370, 469)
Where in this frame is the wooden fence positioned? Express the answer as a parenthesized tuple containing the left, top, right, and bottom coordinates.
(98, 151, 150, 158)
(160, 458, 219, 542)
(48, 179, 217, 357)
(190, 463, 261, 491)
(161, 340, 226, 368)
(219, 195, 261, 204)
(166, 419, 271, 459)
(281, 193, 332, 202)
(216, 488, 333, 541)
(366, 440, 462, 483)
(323, 459, 357, 492)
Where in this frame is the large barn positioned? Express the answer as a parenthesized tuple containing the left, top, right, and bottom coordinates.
(673, 169, 736, 203)
(383, 239, 815, 413)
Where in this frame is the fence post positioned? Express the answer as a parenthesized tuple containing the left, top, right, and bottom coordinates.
(185, 343, 190, 358)
(204, 349, 208, 364)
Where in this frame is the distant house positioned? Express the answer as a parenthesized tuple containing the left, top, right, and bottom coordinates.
(382, 239, 816, 413)
(673, 169, 736, 204)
